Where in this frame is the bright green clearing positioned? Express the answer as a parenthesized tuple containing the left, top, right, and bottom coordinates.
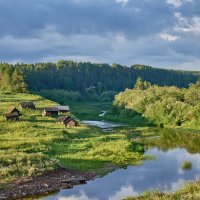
(0, 92, 146, 185)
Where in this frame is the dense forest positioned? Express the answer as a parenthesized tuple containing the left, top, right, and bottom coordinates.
(112, 78, 200, 127)
(0, 61, 199, 95)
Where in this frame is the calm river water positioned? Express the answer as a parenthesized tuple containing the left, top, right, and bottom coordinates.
(41, 121, 200, 200)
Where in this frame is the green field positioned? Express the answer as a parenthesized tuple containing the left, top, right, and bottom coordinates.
(0, 92, 147, 186)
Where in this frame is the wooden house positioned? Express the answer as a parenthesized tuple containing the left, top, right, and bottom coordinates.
(42, 107, 58, 116)
(4, 107, 21, 121)
(54, 105, 70, 114)
(19, 101, 35, 109)
(4, 112, 20, 121)
(57, 116, 78, 127)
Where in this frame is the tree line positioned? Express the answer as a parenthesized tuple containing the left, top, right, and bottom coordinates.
(0, 60, 198, 94)
(112, 78, 200, 127)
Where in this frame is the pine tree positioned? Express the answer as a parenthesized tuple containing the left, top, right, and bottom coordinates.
(11, 69, 27, 93)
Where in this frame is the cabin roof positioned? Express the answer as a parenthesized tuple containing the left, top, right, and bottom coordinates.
(57, 116, 78, 124)
(4, 112, 19, 117)
(57, 116, 70, 122)
(19, 101, 35, 107)
(44, 107, 58, 112)
(54, 105, 70, 111)
(65, 117, 78, 124)
(8, 107, 20, 113)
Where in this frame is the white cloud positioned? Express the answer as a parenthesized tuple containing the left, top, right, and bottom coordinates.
(108, 185, 138, 200)
(160, 33, 179, 42)
(166, 0, 193, 7)
(174, 13, 200, 34)
(60, 191, 98, 200)
(115, 0, 129, 6)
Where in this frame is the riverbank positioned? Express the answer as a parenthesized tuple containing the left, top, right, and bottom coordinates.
(0, 93, 148, 199)
(125, 179, 200, 200)
(0, 167, 96, 200)
(1, 93, 200, 200)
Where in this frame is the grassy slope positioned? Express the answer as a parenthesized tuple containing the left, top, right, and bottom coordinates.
(0, 92, 145, 185)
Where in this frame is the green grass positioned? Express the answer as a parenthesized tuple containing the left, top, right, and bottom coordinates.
(0, 92, 146, 184)
(125, 180, 200, 200)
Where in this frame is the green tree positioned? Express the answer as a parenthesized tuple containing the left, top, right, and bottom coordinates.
(11, 69, 27, 93)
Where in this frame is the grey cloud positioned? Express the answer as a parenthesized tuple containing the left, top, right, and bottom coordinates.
(0, 0, 199, 70)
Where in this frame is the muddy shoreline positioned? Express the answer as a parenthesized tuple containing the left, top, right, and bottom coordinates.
(0, 167, 97, 200)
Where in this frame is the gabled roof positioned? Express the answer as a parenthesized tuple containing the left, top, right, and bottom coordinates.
(19, 101, 35, 108)
(8, 107, 20, 113)
(44, 107, 59, 112)
(65, 117, 78, 124)
(54, 105, 70, 111)
(57, 116, 78, 124)
(57, 116, 70, 122)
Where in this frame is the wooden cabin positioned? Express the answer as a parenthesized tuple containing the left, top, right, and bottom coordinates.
(64, 117, 78, 127)
(57, 116, 78, 127)
(19, 101, 35, 109)
(4, 112, 20, 121)
(42, 107, 58, 116)
(54, 105, 70, 114)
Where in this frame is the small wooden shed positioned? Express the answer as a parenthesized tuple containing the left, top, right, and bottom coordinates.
(4, 112, 20, 121)
(19, 101, 35, 109)
(57, 116, 78, 127)
(42, 107, 58, 117)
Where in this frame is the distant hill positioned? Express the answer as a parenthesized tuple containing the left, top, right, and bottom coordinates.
(0, 61, 199, 93)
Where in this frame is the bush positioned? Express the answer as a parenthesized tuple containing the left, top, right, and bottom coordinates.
(176, 120, 182, 126)
(181, 161, 192, 170)
(159, 123, 164, 128)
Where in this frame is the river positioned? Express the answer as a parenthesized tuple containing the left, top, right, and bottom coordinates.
(41, 121, 200, 200)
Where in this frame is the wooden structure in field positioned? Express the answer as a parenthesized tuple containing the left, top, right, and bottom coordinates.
(42, 107, 59, 116)
(4, 112, 20, 121)
(4, 107, 21, 121)
(54, 105, 70, 114)
(57, 116, 78, 127)
(19, 101, 35, 109)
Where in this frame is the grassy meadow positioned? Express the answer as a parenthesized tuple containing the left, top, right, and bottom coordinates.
(0, 92, 147, 186)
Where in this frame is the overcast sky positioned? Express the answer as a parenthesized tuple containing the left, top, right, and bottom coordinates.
(0, 0, 200, 70)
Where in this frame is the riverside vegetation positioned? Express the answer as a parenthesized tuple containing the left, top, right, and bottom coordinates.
(1, 61, 200, 199)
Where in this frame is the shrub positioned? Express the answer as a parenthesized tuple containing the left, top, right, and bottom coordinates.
(181, 161, 192, 170)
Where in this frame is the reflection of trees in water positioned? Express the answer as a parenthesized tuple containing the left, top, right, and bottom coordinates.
(146, 128, 200, 154)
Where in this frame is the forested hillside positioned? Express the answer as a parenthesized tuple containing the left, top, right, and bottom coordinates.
(0, 61, 198, 94)
(112, 78, 200, 127)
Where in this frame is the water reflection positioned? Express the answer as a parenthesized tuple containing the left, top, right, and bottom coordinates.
(82, 120, 122, 132)
(146, 128, 200, 154)
(42, 147, 200, 200)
